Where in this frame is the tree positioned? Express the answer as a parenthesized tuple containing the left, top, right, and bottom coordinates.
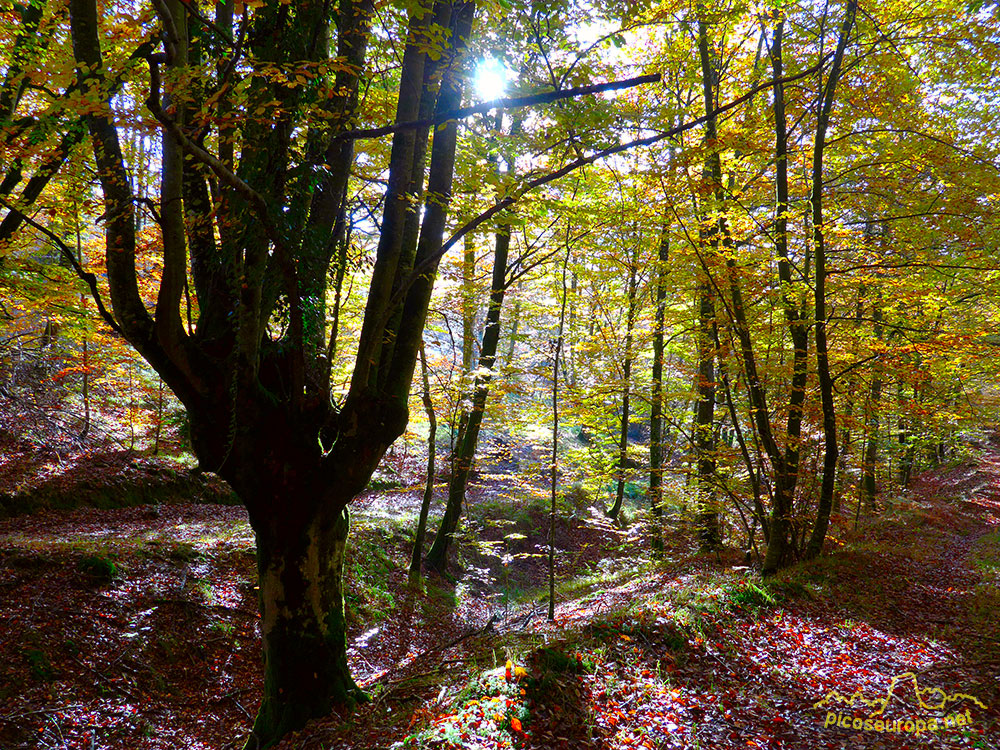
(63, 0, 477, 745)
(425, 112, 528, 574)
(409, 342, 438, 585)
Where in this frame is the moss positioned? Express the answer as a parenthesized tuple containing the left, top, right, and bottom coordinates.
(78, 553, 119, 584)
(25, 648, 55, 682)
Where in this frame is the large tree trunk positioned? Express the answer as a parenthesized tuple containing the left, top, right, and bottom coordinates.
(247, 503, 360, 748)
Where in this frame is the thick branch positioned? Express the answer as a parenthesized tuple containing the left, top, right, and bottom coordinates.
(333, 73, 661, 143)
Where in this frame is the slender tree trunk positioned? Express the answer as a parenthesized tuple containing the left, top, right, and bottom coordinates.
(897, 375, 919, 486)
(609, 247, 639, 521)
(806, 0, 855, 560)
(74, 196, 91, 441)
(861, 286, 884, 513)
(834, 378, 854, 514)
(549, 242, 571, 621)
(81, 337, 90, 440)
(502, 288, 520, 368)
(153, 378, 165, 455)
(834, 284, 864, 512)
(761, 12, 811, 575)
(425, 113, 522, 573)
(462, 234, 476, 373)
(694, 10, 721, 551)
(566, 272, 578, 388)
(425, 219, 512, 572)
(694, 283, 721, 551)
(410, 343, 437, 584)
(648, 224, 670, 554)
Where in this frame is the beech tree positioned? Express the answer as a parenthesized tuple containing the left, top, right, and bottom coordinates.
(62, 0, 481, 744)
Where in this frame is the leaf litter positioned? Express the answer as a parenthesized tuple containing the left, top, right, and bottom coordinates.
(0, 443, 998, 749)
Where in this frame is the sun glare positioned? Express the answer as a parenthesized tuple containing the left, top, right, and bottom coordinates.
(474, 57, 507, 102)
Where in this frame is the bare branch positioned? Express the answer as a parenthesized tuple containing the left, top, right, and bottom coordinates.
(0, 196, 124, 336)
(333, 73, 662, 143)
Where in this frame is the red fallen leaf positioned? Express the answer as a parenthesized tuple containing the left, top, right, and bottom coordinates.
(510, 717, 523, 732)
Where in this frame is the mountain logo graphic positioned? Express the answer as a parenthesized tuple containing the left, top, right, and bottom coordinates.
(814, 672, 988, 716)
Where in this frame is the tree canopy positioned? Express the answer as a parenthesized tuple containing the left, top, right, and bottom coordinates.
(2, 0, 999, 746)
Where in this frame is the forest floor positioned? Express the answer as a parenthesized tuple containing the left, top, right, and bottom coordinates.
(1, 437, 999, 750)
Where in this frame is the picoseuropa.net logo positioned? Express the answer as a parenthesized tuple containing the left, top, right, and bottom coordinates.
(814, 671, 988, 736)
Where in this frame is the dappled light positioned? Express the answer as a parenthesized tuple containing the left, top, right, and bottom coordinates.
(2, 442, 998, 748)
(1, 0, 998, 746)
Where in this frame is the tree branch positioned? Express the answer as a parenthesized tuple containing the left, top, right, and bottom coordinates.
(442, 54, 832, 259)
(376, 53, 834, 327)
(0, 196, 124, 336)
(332, 73, 661, 143)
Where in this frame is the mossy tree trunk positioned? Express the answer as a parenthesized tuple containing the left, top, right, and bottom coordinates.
(66, 0, 477, 745)
(248, 503, 360, 747)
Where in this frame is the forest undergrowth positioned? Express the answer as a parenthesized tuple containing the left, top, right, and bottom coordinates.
(1, 435, 998, 750)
